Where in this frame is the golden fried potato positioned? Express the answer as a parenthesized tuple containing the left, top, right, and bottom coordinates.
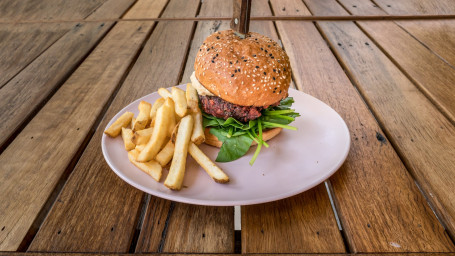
(104, 112, 134, 137)
(128, 149, 162, 181)
(164, 115, 194, 190)
(136, 104, 171, 162)
(158, 88, 172, 98)
(155, 140, 175, 167)
(132, 127, 153, 145)
(121, 127, 135, 151)
(150, 98, 165, 126)
(188, 142, 229, 183)
(164, 97, 176, 137)
(132, 101, 152, 131)
(171, 87, 187, 117)
(186, 83, 199, 113)
(191, 111, 205, 145)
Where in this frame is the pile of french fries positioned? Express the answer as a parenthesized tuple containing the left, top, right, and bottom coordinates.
(104, 84, 229, 190)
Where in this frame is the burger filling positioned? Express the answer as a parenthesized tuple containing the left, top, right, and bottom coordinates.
(199, 95, 279, 123)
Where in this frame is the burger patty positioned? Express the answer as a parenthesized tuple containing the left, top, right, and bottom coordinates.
(199, 95, 278, 123)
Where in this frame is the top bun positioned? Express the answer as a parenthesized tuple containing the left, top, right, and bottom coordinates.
(194, 30, 292, 107)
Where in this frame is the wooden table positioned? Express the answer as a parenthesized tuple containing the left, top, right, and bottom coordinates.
(1, 0, 455, 255)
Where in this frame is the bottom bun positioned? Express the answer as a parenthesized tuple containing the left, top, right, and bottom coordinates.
(204, 127, 283, 148)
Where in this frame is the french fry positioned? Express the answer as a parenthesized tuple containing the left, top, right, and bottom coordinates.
(121, 127, 135, 151)
(135, 144, 146, 152)
(136, 104, 171, 162)
(188, 142, 229, 183)
(170, 121, 180, 144)
(128, 149, 162, 181)
(186, 83, 199, 113)
(132, 101, 152, 131)
(164, 97, 176, 137)
(155, 140, 175, 167)
(171, 87, 187, 117)
(158, 88, 172, 98)
(132, 127, 154, 145)
(191, 111, 205, 145)
(164, 115, 194, 190)
(104, 112, 134, 137)
(150, 98, 165, 126)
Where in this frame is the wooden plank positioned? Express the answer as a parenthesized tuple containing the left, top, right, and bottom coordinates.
(271, 0, 455, 253)
(241, 0, 343, 254)
(390, 20, 455, 67)
(181, 0, 232, 83)
(123, 0, 168, 19)
(0, 0, 106, 21)
(315, 0, 455, 245)
(2, 253, 455, 256)
(28, 0, 197, 252)
(134, 1, 234, 253)
(0, 0, 135, 149)
(0, 18, 163, 256)
(335, 0, 455, 123)
(355, 1, 455, 68)
(242, 185, 345, 253)
(0, 23, 72, 88)
(374, 0, 455, 15)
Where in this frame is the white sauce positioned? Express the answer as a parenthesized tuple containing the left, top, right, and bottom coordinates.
(190, 71, 214, 96)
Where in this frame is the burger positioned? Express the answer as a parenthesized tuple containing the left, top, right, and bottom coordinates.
(190, 30, 299, 165)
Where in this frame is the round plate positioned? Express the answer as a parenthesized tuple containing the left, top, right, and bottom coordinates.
(102, 86, 350, 206)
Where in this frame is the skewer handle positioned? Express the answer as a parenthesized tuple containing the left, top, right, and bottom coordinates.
(230, 0, 251, 38)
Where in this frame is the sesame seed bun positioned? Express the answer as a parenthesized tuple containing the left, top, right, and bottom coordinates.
(204, 127, 283, 148)
(194, 30, 291, 107)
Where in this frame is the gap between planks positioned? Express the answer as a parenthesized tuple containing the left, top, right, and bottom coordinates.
(311, 0, 455, 247)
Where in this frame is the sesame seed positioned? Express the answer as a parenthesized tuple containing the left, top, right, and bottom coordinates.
(273, 77, 276, 80)
(231, 74, 234, 77)
(263, 72, 266, 75)
(256, 66, 259, 68)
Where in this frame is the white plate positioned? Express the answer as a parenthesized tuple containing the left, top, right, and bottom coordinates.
(102, 86, 350, 206)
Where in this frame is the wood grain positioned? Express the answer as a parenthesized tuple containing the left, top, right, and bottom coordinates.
(316, 0, 455, 244)
(135, 0, 234, 253)
(341, 0, 455, 72)
(374, 0, 455, 15)
(181, 0, 232, 83)
(358, 0, 455, 68)
(0, 17, 160, 256)
(3, 253, 455, 256)
(0, 23, 72, 88)
(0, 0, 142, 252)
(242, 185, 345, 253)
(122, 0, 168, 19)
(272, 0, 455, 253)
(0, 0, 106, 21)
(241, 0, 342, 254)
(0, 0, 134, 149)
(28, 0, 197, 252)
(336, 0, 455, 123)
